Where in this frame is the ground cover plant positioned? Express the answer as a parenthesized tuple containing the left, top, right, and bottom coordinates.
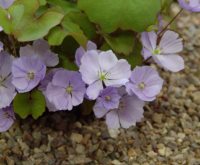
(0, 0, 199, 132)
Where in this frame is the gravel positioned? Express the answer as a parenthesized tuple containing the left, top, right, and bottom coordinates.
(0, 5, 200, 165)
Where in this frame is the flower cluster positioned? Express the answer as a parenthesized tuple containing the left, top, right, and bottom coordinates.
(0, 0, 197, 132)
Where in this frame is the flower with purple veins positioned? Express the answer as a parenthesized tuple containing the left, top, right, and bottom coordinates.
(93, 87, 121, 118)
(178, 0, 200, 12)
(46, 70, 86, 111)
(0, 0, 15, 9)
(12, 56, 46, 93)
(126, 66, 164, 102)
(79, 50, 131, 100)
(20, 39, 59, 67)
(0, 106, 15, 132)
(75, 41, 97, 67)
(0, 51, 16, 109)
(93, 88, 144, 129)
(141, 30, 184, 72)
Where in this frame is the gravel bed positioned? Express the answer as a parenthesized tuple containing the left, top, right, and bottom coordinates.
(0, 6, 200, 165)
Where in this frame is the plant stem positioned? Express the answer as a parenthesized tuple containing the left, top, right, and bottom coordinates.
(158, 8, 183, 37)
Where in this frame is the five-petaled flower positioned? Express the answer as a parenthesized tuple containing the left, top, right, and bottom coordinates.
(12, 56, 46, 93)
(46, 70, 86, 111)
(141, 30, 184, 72)
(79, 50, 131, 100)
(126, 66, 164, 101)
(93, 88, 144, 129)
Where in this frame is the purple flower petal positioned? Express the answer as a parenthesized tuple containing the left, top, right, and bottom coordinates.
(0, 106, 15, 132)
(105, 94, 144, 129)
(12, 56, 46, 93)
(0, 52, 16, 108)
(159, 31, 183, 54)
(20, 39, 59, 67)
(0, 0, 15, 9)
(86, 80, 103, 100)
(118, 95, 144, 128)
(75, 41, 97, 67)
(153, 54, 185, 72)
(80, 50, 131, 100)
(93, 87, 121, 118)
(126, 66, 163, 101)
(178, 0, 200, 12)
(106, 111, 120, 129)
(38, 68, 62, 92)
(45, 70, 86, 111)
(141, 30, 184, 72)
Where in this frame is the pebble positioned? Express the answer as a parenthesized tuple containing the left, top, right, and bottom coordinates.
(70, 133, 83, 143)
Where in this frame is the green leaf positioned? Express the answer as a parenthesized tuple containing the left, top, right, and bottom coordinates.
(15, 10, 64, 41)
(13, 90, 46, 119)
(48, 26, 67, 45)
(67, 12, 96, 39)
(0, 8, 12, 33)
(125, 42, 143, 69)
(78, 0, 161, 33)
(39, 0, 47, 6)
(61, 15, 88, 47)
(103, 32, 134, 55)
(47, 0, 78, 14)
(59, 53, 78, 70)
(1, 0, 64, 41)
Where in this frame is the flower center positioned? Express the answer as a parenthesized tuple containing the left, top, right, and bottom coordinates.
(27, 72, 35, 80)
(66, 85, 73, 94)
(99, 72, 107, 81)
(153, 48, 161, 55)
(138, 82, 146, 90)
(105, 96, 111, 101)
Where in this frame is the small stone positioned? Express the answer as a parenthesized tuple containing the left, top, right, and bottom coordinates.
(112, 160, 122, 165)
(157, 144, 166, 156)
(76, 144, 85, 154)
(192, 92, 200, 104)
(152, 113, 163, 124)
(70, 133, 83, 143)
(128, 148, 137, 157)
(147, 151, 157, 157)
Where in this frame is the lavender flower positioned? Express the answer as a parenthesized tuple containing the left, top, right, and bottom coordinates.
(141, 30, 184, 72)
(0, 106, 15, 132)
(0, 51, 16, 109)
(46, 70, 86, 111)
(79, 50, 131, 100)
(20, 39, 59, 67)
(75, 41, 97, 67)
(93, 87, 121, 117)
(0, 0, 15, 9)
(126, 66, 164, 101)
(12, 56, 46, 93)
(94, 89, 144, 129)
(178, 0, 200, 12)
